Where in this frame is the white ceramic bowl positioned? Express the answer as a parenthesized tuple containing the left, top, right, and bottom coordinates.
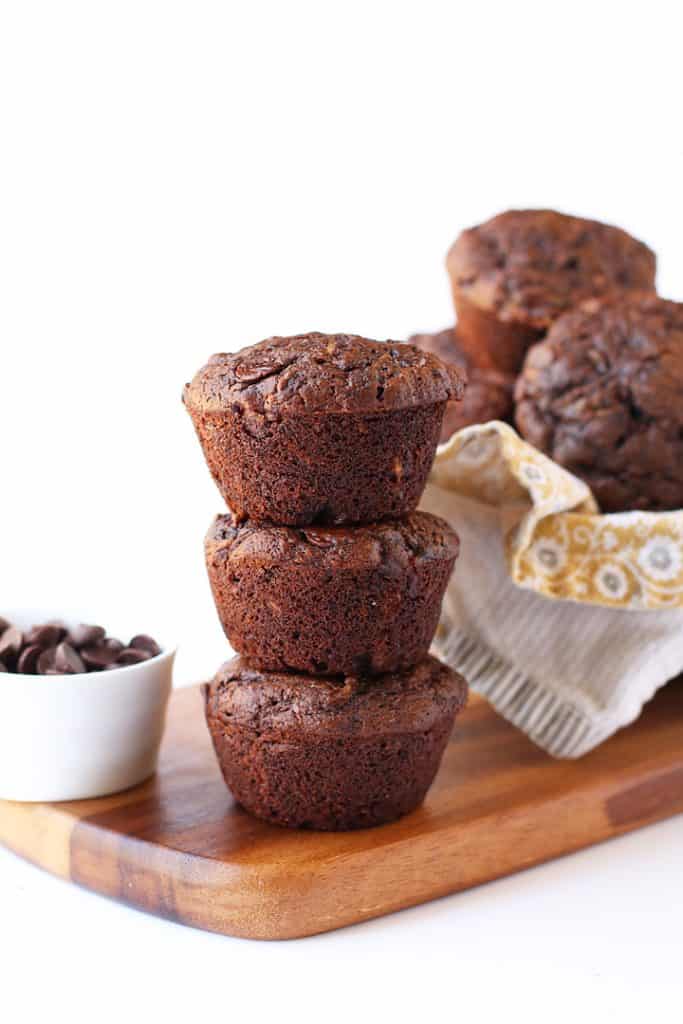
(0, 609, 176, 802)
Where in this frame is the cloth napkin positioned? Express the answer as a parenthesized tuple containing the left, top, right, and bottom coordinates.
(420, 422, 683, 757)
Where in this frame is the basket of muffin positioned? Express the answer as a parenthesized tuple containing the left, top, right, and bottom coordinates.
(415, 207, 666, 498)
(405, 211, 683, 760)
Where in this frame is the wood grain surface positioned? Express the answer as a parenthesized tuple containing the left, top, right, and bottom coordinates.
(1, 681, 682, 940)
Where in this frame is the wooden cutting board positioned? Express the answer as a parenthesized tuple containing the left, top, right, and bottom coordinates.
(1, 682, 682, 940)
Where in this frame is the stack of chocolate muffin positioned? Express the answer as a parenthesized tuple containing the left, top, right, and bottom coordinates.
(183, 333, 469, 830)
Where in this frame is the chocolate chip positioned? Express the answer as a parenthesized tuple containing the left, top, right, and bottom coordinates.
(117, 647, 152, 666)
(129, 634, 161, 657)
(0, 627, 24, 667)
(80, 644, 119, 670)
(68, 624, 106, 649)
(17, 644, 42, 674)
(54, 642, 86, 675)
(0, 618, 159, 676)
(37, 646, 58, 674)
(26, 624, 66, 650)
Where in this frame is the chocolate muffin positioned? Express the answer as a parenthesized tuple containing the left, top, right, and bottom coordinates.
(205, 510, 459, 676)
(183, 333, 465, 526)
(203, 656, 468, 830)
(515, 294, 683, 512)
(408, 327, 514, 441)
(446, 210, 656, 375)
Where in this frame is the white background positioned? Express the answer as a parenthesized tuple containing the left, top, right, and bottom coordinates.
(1, 3, 682, 1022)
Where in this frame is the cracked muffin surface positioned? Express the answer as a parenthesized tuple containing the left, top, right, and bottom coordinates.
(515, 294, 683, 512)
(447, 209, 656, 330)
(205, 655, 468, 740)
(184, 332, 464, 418)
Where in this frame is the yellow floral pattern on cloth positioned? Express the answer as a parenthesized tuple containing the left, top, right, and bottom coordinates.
(430, 422, 683, 610)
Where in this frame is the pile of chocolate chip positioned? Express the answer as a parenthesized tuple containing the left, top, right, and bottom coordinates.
(0, 617, 162, 675)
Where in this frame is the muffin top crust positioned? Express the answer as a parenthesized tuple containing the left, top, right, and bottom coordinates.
(206, 509, 459, 574)
(447, 209, 656, 329)
(184, 332, 465, 417)
(515, 292, 683, 512)
(204, 655, 468, 740)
